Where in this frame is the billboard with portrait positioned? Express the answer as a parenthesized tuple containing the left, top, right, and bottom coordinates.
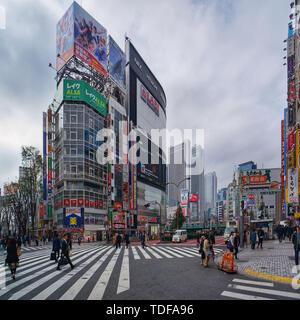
(109, 36, 126, 90)
(56, 2, 107, 76)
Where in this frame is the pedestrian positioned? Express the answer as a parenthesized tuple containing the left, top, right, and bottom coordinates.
(292, 225, 300, 266)
(17, 236, 22, 248)
(115, 233, 121, 249)
(52, 232, 61, 263)
(199, 235, 205, 265)
(196, 232, 200, 248)
(78, 236, 81, 246)
(250, 229, 257, 250)
(203, 234, 212, 268)
(140, 232, 146, 249)
(35, 236, 39, 247)
(209, 230, 215, 261)
(124, 233, 130, 249)
(234, 232, 240, 259)
(22, 235, 26, 247)
(57, 233, 74, 271)
(5, 237, 20, 280)
(42, 236, 46, 246)
(277, 225, 283, 243)
(67, 233, 72, 251)
(257, 228, 265, 249)
(227, 232, 235, 253)
(243, 230, 247, 248)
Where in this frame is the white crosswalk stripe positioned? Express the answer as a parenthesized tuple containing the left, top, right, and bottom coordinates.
(0, 247, 96, 298)
(136, 246, 151, 259)
(131, 246, 141, 260)
(117, 248, 130, 294)
(59, 247, 114, 300)
(88, 247, 122, 300)
(221, 278, 300, 300)
(32, 246, 109, 300)
(144, 247, 163, 259)
(149, 246, 175, 258)
(166, 247, 196, 257)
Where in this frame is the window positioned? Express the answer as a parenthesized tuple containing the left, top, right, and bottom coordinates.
(71, 148, 76, 156)
(89, 167, 94, 176)
(71, 115, 77, 123)
(71, 131, 77, 140)
(71, 165, 77, 174)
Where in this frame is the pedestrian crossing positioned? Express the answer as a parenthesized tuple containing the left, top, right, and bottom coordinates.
(221, 278, 300, 300)
(0, 244, 216, 300)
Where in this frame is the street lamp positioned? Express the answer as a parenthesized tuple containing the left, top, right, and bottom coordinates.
(166, 177, 191, 230)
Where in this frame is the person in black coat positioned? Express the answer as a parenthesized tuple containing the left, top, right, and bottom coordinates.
(57, 234, 74, 270)
(234, 232, 240, 259)
(115, 233, 122, 249)
(124, 233, 130, 249)
(6, 237, 19, 280)
(52, 233, 61, 263)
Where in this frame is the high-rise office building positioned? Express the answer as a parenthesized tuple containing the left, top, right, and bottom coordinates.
(204, 172, 217, 213)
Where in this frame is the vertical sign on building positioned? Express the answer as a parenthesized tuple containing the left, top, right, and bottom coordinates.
(281, 120, 285, 215)
(288, 168, 298, 203)
(43, 112, 47, 201)
(48, 108, 52, 195)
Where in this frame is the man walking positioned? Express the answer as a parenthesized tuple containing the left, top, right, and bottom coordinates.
(250, 229, 257, 250)
(292, 225, 300, 266)
(124, 233, 130, 249)
(52, 233, 61, 263)
(257, 228, 265, 249)
(234, 231, 240, 259)
(115, 233, 122, 249)
(57, 233, 74, 270)
(140, 232, 146, 249)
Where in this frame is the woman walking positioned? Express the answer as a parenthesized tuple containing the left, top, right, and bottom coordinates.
(199, 235, 205, 265)
(6, 237, 20, 280)
(203, 234, 212, 268)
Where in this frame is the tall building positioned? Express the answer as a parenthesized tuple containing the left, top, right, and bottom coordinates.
(204, 172, 217, 212)
(190, 144, 205, 221)
(168, 142, 191, 208)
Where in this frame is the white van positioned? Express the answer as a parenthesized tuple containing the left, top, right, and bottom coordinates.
(172, 230, 187, 243)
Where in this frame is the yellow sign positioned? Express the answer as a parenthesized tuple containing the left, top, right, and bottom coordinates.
(70, 217, 77, 226)
(295, 212, 300, 218)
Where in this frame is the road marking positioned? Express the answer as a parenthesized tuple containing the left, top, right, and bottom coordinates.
(221, 290, 274, 300)
(231, 284, 300, 300)
(32, 247, 109, 300)
(131, 246, 141, 260)
(136, 246, 151, 259)
(117, 248, 130, 295)
(8, 247, 104, 300)
(244, 269, 300, 285)
(232, 278, 274, 287)
(59, 247, 114, 300)
(150, 246, 174, 258)
(0, 247, 96, 297)
(154, 246, 183, 258)
(144, 247, 163, 259)
(166, 247, 194, 257)
(170, 247, 199, 257)
(88, 247, 122, 300)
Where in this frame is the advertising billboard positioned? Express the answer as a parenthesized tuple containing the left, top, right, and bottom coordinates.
(181, 189, 189, 206)
(189, 194, 198, 202)
(65, 208, 83, 228)
(56, 3, 74, 72)
(296, 129, 300, 196)
(109, 36, 126, 90)
(56, 2, 107, 76)
(287, 36, 295, 57)
(288, 168, 298, 203)
(54, 79, 107, 116)
(288, 56, 295, 79)
(43, 112, 47, 201)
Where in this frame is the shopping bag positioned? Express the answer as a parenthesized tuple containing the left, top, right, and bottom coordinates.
(17, 248, 22, 257)
(59, 257, 68, 266)
(50, 251, 56, 261)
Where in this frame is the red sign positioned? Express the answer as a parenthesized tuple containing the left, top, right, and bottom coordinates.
(243, 175, 267, 184)
(141, 84, 159, 116)
(40, 203, 44, 217)
(114, 202, 123, 210)
(189, 194, 198, 202)
(248, 194, 255, 201)
(148, 217, 157, 223)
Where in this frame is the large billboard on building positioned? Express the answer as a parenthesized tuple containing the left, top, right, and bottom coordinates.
(56, 2, 107, 76)
(242, 169, 280, 185)
(109, 36, 126, 91)
(288, 168, 298, 203)
(54, 79, 107, 116)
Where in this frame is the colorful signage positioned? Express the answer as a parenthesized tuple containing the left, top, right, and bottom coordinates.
(61, 79, 107, 116)
(56, 2, 107, 76)
(109, 36, 126, 90)
(65, 208, 82, 228)
(181, 189, 189, 205)
(288, 168, 298, 203)
(140, 83, 159, 116)
(189, 194, 198, 202)
(43, 112, 47, 201)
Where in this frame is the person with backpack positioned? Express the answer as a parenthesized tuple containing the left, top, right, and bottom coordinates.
(257, 228, 265, 249)
(292, 225, 300, 266)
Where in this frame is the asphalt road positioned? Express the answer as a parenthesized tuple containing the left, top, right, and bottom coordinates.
(0, 243, 298, 301)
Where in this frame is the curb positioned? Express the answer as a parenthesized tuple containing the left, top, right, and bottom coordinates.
(242, 269, 300, 285)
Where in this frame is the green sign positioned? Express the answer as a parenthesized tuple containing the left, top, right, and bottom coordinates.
(54, 79, 107, 117)
(48, 205, 53, 218)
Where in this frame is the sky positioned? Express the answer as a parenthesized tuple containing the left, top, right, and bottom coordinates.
(0, 0, 290, 191)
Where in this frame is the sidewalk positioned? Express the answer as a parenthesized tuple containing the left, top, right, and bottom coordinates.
(215, 239, 299, 285)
